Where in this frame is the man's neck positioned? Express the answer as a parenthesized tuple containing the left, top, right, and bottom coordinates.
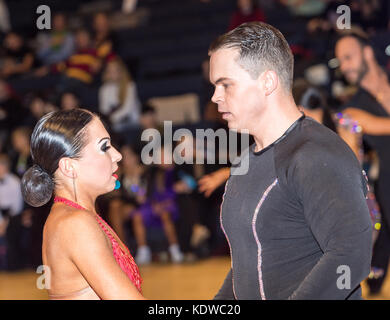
(251, 99, 302, 153)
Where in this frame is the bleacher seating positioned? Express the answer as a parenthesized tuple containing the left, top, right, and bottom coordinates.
(6, 0, 236, 111)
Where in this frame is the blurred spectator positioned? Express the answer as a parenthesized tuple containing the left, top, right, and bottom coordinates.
(348, 0, 387, 32)
(292, 78, 337, 132)
(92, 12, 116, 63)
(0, 80, 23, 139)
(0, 0, 10, 34)
(228, 0, 266, 31)
(335, 33, 390, 295)
(125, 102, 161, 147)
(173, 135, 211, 261)
(22, 93, 57, 127)
(132, 146, 184, 265)
(0, 153, 24, 270)
(122, 0, 138, 14)
(1, 32, 35, 79)
(104, 144, 145, 246)
(35, 28, 101, 94)
(280, 0, 327, 19)
(139, 103, 159, 130)
(36, 12, 75, 66)
(60, 90, 80, 110)
(99, 58, 141, 132)
(10, 126, 33, 178)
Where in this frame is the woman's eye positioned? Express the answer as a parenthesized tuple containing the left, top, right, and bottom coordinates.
(101, 143, 111, 152)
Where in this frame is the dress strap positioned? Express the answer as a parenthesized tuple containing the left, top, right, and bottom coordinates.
(95, 214, 116, 242)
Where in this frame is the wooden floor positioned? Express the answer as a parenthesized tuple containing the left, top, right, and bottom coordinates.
(0, 256, 389, 300)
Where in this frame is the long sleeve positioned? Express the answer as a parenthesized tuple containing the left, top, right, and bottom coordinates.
(45, 34, 75, 65)
(110, 82, 141, 124)
(98, 83, 115, 116)
(287, 146, 372, 300)
(214, 269, 235, 300)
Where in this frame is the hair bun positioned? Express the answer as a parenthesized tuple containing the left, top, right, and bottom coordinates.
(21, 164, 54, 207)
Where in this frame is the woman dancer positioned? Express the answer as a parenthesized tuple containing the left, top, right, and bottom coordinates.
(21, 108, 144, 300)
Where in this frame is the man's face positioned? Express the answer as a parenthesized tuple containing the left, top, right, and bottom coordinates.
(335, 37, 368, 85)
(209, 48, 262, 132)
(0, 161, 7, 179)
(76, 31, 90, 50)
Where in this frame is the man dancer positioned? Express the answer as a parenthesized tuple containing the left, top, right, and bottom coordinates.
(210, 22, 372, 300)
(336, 33, 390, 295)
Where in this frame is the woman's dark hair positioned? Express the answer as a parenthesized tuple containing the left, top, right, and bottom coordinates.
(21, 108, 96, 207)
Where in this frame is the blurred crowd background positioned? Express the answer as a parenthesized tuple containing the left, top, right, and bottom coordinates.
(0, 0, 390, 273)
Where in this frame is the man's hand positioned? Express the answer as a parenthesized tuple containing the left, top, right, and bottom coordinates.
(198, 167, 230, 198)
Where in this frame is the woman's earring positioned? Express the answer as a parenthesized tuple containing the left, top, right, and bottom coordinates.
(72, 173, 77, 203)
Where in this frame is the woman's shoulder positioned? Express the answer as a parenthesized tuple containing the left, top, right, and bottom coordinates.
(45, 205, 101, 242)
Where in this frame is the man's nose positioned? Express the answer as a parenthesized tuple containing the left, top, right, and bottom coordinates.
(339, 60, 348, 73)
(211, 88, 222, 104)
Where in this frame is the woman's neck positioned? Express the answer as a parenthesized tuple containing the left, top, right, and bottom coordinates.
(54, 188, 97, 214)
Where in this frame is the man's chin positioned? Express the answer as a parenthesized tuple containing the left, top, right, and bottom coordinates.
(345, 74, 359, 85)
(227, 122, 249, 134)
(227, 121, 237, 131)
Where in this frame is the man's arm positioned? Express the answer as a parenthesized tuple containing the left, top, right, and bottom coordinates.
(343, 107, 390, 135)
(288, 146, 372, 299)
(214, 269, 235, 300)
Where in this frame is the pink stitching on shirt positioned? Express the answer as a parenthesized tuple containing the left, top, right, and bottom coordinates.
(252, 178, 278, 300)
(219, 180, 238, 299)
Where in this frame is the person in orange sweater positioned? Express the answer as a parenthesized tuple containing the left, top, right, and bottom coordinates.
(35, 29, 102, 94)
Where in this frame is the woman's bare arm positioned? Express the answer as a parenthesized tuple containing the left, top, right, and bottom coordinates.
(337, 125, 362, 160)
(61, 211, 145, 300)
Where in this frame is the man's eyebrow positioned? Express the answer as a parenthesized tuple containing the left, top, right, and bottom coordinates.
(215, 77, 231, 84)
(98, 137, 110, 144)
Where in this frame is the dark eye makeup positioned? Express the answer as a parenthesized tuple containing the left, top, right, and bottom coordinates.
(101, 141, 111, 152)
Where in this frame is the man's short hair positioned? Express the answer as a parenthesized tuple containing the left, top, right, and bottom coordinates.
(336, 29, 371, 49)
(209, 22, 294, 91)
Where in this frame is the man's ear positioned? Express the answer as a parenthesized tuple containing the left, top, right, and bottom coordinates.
(259, 70, 278, 96)
(58, 157, 77, 178)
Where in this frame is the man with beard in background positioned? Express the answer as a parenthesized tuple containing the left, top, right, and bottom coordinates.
(336, 33, 390, 296)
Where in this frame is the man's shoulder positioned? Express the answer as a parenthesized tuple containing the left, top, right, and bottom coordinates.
(275, 117, 357, 174)
(341, 87, 375, 112)
(277, 117, 341, 157)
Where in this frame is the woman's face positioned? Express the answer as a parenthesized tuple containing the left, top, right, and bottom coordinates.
(30, 98, 46, 118)
(105, 61, 121, 82)
(61, 93, 79, 110)
(12, 131, 29, 152)
(75, 117, 122, 196)
(93, 13, 109, 32)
